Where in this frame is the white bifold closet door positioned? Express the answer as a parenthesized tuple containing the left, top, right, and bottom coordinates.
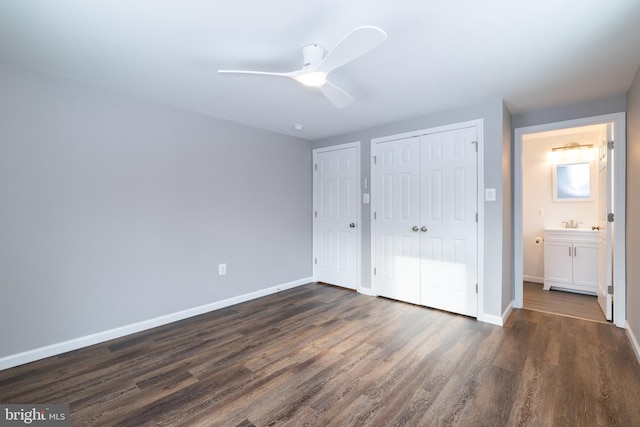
(373, 126, 478, 317)
(373, 136, 422, 304)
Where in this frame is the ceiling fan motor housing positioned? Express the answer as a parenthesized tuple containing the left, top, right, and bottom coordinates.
(302, 44, 325, 69)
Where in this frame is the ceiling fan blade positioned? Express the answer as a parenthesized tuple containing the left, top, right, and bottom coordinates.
(320, 81, 354, 108)
(217, 69, 300, 78)
(316, 26, 388, 73)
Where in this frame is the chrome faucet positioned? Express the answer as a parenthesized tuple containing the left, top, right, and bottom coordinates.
(562, 219, 582, 229)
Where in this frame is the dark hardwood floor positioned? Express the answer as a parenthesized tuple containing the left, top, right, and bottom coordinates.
(523, 281, 607, 323)
(1, 282, 639, 426)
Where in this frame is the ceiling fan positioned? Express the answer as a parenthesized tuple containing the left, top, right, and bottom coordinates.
(218, 26, 388, 108)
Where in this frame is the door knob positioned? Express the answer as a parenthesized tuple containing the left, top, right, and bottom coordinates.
(421, 226, 428, 232)
(412, 226, 419, 232)
(592, 226, 600, 231)
(349, 223, 356, 228)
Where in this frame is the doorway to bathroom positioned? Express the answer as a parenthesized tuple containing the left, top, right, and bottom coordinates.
(514, 113, 626, 327)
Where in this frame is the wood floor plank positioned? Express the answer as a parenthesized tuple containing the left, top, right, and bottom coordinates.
(523, 281, 607, 323)
(418, 326, 503, 425)
(1, 282, 639, 426)
(506, 357, 558, 427)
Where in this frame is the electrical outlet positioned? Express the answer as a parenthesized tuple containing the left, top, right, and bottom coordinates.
(218, 264, 227, 276)
(537, 208, 544, 216)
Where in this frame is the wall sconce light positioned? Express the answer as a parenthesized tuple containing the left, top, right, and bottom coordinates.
(548, 142, 595, 162)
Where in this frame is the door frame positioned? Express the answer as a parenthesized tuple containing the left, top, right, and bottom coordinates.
(370, 119, 485, 321)
(513, 112, 626, 328)
(312, 141, 362, 292)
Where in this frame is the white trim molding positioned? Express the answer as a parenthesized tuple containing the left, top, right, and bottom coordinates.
(0, 277, 312, 371)
(627, 322, 640, 366)
(482, 302, 513, 327)
(357, 287, 377, 297)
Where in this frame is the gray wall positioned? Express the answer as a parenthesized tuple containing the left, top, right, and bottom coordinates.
(0, 60, 312, 358)
(512, 94, 628, 129)
(502, 101, 514, 312)
(312, 100, 511, 319)
(627, 66, 640, 343)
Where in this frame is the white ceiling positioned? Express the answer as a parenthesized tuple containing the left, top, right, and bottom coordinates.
(1, 1, 639, 140)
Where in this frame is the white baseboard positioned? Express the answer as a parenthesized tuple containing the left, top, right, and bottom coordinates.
(523, 275, 543, 284)
(502, 301, 514, 324)
(357, 287, 377, 297)
(480, 313, 503, 326)
(479, 302, 513, 327)
(0, 277, 312, 371)
(626, 321, 640, 366)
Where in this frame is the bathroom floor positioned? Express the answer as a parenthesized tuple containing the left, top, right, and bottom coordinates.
(523, 281, 607, 323)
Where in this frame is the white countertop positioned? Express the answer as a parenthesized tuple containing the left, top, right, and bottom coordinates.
(544, 227, 597, 232)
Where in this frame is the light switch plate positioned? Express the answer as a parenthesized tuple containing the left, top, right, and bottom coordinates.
(363, 193, 370, 204)
(485, 188, 496, 201)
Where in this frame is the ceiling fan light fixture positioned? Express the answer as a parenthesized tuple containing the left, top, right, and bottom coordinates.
(294, 72, 327, 88)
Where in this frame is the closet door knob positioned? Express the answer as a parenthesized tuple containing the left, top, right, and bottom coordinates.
(349, 223, 356, 228)
(412, 226, 419, 232)
(421, 226, 428, 232)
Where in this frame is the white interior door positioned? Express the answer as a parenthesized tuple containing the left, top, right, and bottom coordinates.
(420, 127, 478, 317)
(372, 137, 421, 304)
(597, 125, 613, 320)
(313, 145, 358, 289)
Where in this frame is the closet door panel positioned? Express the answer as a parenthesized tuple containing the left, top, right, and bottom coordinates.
(372, 137, 421, 304)
(421, 127, 478, 317)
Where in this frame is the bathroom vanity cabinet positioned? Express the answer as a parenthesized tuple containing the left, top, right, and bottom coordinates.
(543, 228, 598, 294)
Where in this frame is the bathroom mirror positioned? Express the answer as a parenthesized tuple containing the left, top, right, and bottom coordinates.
(551, 161, 595, 202)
